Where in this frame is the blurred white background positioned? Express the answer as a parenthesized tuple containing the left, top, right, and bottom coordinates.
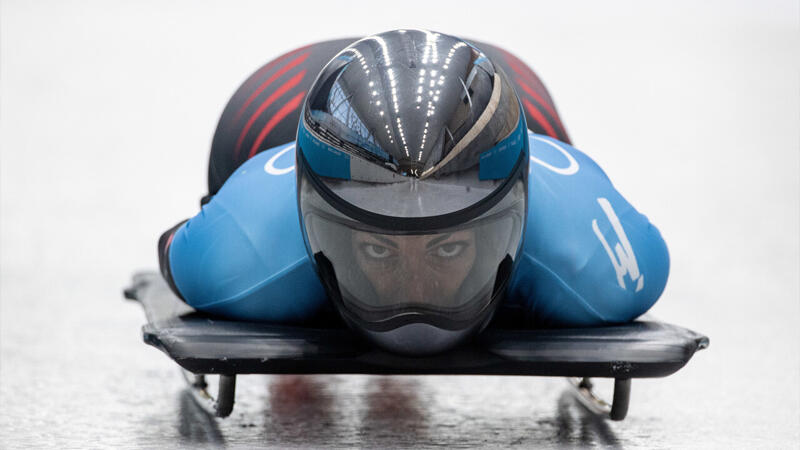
(1, 0, 798, 447)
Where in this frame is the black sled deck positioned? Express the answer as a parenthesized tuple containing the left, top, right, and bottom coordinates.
(125, 271, 708, 420)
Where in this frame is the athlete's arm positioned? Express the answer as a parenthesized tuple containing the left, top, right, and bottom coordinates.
(156, 144, 327, 322)
(507, 133, 670, 327)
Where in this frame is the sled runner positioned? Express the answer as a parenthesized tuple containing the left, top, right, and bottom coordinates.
(124, 271, 708, 421)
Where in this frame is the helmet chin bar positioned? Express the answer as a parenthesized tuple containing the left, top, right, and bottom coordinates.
(313, 252, 513, 356)
(362, 322, 474, 356)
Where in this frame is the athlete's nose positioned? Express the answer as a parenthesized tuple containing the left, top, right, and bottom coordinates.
(400, 258, 431, 303)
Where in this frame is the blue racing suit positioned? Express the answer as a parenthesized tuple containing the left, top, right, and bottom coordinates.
(160, 132, 669, 327)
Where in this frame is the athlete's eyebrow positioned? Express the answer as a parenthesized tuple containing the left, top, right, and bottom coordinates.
(369, 235, 399, 249)
(425, 233, 454, 249)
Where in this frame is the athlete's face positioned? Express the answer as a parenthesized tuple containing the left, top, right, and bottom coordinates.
(352, 230, 477, 306)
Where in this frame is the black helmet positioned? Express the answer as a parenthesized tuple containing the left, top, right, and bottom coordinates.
(296, 30, 528, 355)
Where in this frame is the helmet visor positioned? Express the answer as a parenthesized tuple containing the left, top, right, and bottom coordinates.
(301, 176, 525, 330)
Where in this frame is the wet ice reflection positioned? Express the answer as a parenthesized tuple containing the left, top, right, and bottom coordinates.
(162, 374, 629, 448)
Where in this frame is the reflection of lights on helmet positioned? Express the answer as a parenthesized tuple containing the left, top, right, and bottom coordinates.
(296, 30, 529, 355)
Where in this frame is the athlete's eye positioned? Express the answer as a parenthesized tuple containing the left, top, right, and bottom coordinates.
(362, 244, 392, 259)
(434, 242, 466, 258)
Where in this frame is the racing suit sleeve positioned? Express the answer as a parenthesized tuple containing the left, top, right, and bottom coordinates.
(506, 133, 670, 327)
(156, 144, 327, 323)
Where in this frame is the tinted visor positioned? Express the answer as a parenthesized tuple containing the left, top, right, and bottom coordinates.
(301, 172, 525, 331)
